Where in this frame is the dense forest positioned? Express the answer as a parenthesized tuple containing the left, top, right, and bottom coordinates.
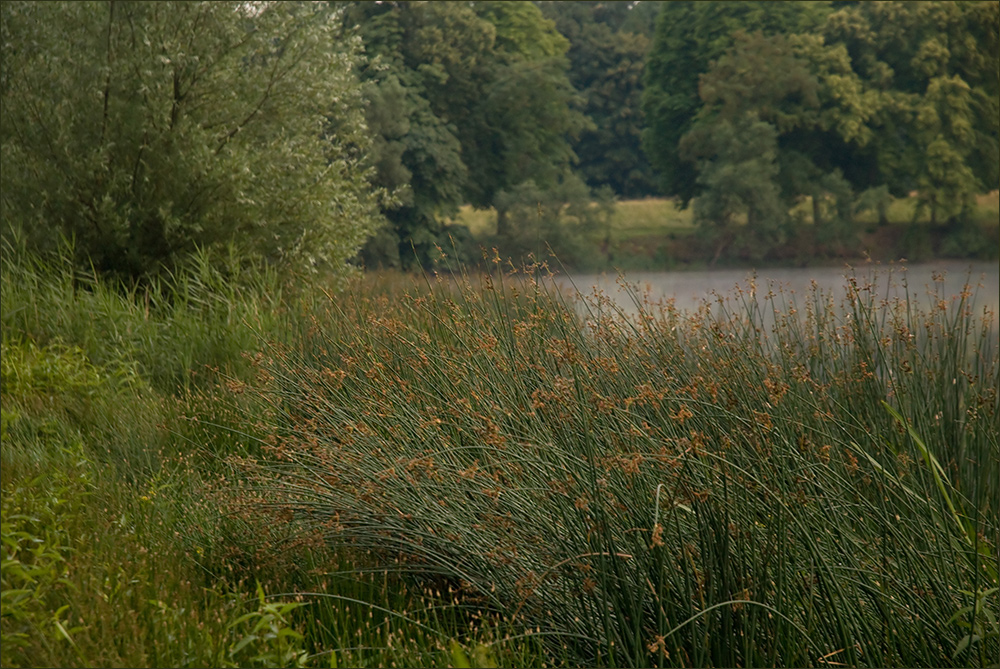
(2, 1, 999, 275)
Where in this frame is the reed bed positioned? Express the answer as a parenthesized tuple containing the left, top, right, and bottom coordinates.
(1, 244, 541, 667)
(244, 264, 999, 667)
(3, 238, 996, 666)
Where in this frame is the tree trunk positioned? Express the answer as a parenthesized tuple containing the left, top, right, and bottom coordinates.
(496, 207, 510, 238)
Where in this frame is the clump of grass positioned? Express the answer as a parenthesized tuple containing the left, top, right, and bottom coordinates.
(4, 235, 996, 666)
(249, 264, 998, 667)
(0, 235, 290, 394)
(0, 319, 324, 667)
(1, 442, 91, 666)
(2, 242, 539, 667)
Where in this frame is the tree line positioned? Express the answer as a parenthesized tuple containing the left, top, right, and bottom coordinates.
(2, 1, 997, 280)
(644, 0, 999, 262)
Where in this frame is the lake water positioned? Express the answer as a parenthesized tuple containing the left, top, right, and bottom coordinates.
(563, 260, 1000, 325)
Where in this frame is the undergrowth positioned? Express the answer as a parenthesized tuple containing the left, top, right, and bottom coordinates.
(0, 241, 533, 668)
(2, 237, 997, 667)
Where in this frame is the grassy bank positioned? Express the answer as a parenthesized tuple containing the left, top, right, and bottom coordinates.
(448, 191, 1000, 271)
(2, 243, 998, 667)
(1, 245, 522, 668)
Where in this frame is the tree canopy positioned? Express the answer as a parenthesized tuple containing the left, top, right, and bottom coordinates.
(1, 1, 382, 280)
(644, 0, 999, 261)
(643, 1, 832, 207)
(540, 1, 662, 198)
(346, 0, 589, 268)
(3, 1, 996, 277)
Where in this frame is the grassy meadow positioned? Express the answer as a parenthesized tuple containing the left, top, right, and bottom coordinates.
(2, 239, 998, 667)
(448, 191, 1000, 271)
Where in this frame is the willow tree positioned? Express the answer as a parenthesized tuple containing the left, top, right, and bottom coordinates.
(1, 1, 382, 280)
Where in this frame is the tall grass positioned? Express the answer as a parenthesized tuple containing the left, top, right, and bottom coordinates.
(1, 242, 540, 667)
(0, 235, 291, 394)
(0, 238, 317, 667)
(245, 263, 999, 667)
(3, 235, 997, 666)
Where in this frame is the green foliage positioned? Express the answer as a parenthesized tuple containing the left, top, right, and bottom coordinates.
(227, 583, 308, 668)
(540, 1, 660, 198)
(822, 1, 999, 219)
(643, 0, 999, 261)
(854, 185, 893, 226)
(680, 115, 789, 263)
(476, 1, 569, 61)
(1, 449, 90, 667)
(0, 331, 165, 477)
(0, 339, 104, 402)
(948, 587, 1000, 663)
(491, 174, 613, 269)
(347, 0, 590, 270)
(1, 235, 287, 394)
(643, 1, 831, 205)
(0, 442, 313, 668)
(0, 1, 381, 280)
(449, 639, 498, 669)
(676, 29, 869, 260)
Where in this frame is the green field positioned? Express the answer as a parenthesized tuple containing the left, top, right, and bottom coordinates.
(447, 191, 1000, 270)
(452, 191, 1000, 236)
(449, 197, 697, 239)
(2, 240, 998, 667)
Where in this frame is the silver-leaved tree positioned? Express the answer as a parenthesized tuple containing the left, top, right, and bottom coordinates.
(1, 1, 383, 280)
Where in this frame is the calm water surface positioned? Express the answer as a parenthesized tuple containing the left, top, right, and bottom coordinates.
(563, 261, 1000, 325)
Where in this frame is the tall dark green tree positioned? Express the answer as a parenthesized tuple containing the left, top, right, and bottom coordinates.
(346, 0, 587, 267)
(642, 1, 832, 206)
(682, 29, 872, 257)
(469, 1, 586, 217)
(347, 2, 484, 268)
(681, 115, 787, 263)
(678, 31, 818, 261)
(540, 1, 660, 198)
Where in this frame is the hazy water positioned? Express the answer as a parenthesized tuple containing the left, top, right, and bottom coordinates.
(563, 261, 1000, 325)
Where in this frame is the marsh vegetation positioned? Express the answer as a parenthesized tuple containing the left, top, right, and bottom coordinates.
(3, 243, 997, 667)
